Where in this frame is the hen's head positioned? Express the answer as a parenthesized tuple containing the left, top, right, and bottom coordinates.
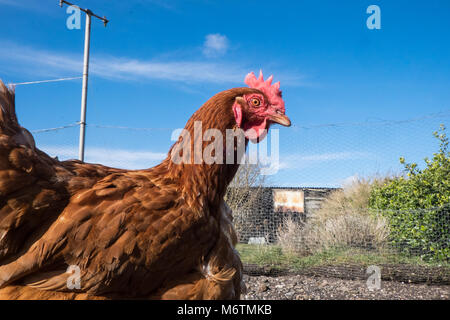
(233, 71, 291, 141)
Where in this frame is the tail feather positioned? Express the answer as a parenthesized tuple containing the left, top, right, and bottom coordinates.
(0, 80, 35, 149)
(0, 81, 18, 130)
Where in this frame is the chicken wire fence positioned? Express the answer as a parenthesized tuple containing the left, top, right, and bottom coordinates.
(31, 111, 450, 283)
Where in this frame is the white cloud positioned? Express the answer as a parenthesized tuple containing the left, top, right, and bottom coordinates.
(41, 145, 166, 170)
(203, 34, 229, 57)
(0, 41, 304, 86)
(341, 174, 359, 187)
(0, 42, 246, 84)
(93, 56, 245, 83)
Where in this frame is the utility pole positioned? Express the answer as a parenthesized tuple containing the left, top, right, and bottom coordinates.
(59, 1, 108, 161)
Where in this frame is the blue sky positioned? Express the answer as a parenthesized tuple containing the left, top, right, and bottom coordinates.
(0, 0, 449, 186)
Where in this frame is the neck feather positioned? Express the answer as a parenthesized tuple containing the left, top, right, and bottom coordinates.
(159, 88, 258, 211)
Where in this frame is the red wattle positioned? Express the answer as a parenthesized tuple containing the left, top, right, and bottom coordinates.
(243, 118, 268, 142)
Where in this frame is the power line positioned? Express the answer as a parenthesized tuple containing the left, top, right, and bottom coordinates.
(28, 110, 450, 134)
(30, 123, 80, 133)
(88, 124, 174, 131)
(9, 77, 82, 86)
(291, 110, 450, 130)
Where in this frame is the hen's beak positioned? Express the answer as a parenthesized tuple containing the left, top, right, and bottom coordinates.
(268, 113, 291, 127)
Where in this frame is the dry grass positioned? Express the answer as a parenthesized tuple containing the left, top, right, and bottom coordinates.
(277, 178, 390, 255)
(277, 217, 305, 255)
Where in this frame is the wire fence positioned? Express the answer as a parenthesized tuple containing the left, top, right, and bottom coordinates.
(32, 111, 450, 283)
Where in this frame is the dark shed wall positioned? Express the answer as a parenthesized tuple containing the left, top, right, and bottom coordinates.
(234, 187, 338, 243)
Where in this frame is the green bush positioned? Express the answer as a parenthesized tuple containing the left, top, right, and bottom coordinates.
(369, 125, 450, 261)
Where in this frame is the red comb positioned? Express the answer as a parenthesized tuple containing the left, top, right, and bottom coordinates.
(244, 70, 285, 112)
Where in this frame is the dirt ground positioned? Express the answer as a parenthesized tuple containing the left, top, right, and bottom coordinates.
(243, 274, 449, 300)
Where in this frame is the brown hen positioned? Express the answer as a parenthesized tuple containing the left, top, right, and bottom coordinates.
(0, 72, 290, 299)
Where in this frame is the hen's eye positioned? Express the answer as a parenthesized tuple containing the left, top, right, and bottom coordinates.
(250, 98, 261, 107)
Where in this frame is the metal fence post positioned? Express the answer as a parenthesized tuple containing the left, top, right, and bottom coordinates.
(78, 12, 91, 162)
(59, 1, 108, 161)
